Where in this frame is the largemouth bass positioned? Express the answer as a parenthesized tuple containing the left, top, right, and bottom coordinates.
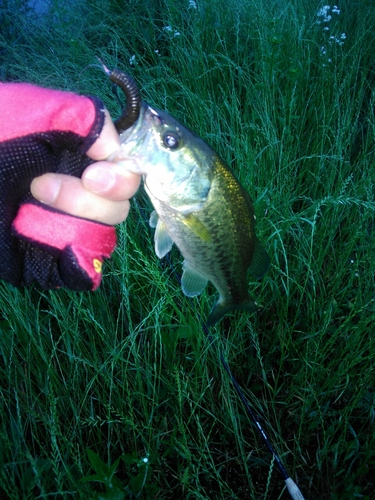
(106, 67, 270, 326)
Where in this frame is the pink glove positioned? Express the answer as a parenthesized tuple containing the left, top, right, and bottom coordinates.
(0, 83, 117, 290)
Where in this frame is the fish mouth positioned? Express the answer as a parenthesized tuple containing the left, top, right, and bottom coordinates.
(117, 102, 150, 144)
(107, 103, 157, 173)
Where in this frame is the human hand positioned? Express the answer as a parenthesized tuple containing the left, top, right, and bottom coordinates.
(30, 109, 141, 225)
(0, 82, 141, 289)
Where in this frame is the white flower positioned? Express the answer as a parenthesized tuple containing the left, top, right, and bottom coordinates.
(163, 26, 181, 37)
(317, 5, 331, 17)
(317, 5, 333, 22)
(340, 33, 346, 39)
(142, 457, 149, 463)
(188, 0, 197, 9)
(332, 6, 340, 14)
(129, 55, 136, 66)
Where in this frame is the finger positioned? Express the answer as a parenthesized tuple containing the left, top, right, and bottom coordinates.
(82, 161, 141, 201)
(85, 108, 120, 160)
(30, 173, 130, 225)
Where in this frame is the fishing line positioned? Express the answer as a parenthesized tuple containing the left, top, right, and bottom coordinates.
(132, 197, 305, 500)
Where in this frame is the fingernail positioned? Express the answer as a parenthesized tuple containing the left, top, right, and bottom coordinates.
(34, 175, 61, 204)
(84, 166, 116, 194)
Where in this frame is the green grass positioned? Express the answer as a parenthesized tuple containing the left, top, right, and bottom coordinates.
(1, 0, 375, 498)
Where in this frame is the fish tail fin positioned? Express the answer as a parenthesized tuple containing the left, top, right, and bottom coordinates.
(206, 297, 257, 326)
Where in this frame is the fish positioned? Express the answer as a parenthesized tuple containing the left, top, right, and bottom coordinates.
(105, 66, 270, 325)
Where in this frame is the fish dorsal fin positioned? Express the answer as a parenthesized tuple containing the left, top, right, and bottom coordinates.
(153, 217, 174, 258)
(180, 214, 211, 242)
(181, 261, 208, 297)
(249, 237, 270, 278)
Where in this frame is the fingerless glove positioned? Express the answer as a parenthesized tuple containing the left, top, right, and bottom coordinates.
(0, 83, 116, 290)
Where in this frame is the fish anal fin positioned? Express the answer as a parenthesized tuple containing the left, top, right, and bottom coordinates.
(181, 261, 208, 297)
(249, 238, 270, 279)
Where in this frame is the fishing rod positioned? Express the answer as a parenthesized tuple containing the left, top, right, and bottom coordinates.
(202, 322, 305, 500)
(133, 197, 305, 500)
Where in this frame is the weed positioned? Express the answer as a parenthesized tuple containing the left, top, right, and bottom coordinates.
(1, 0, 375, 498)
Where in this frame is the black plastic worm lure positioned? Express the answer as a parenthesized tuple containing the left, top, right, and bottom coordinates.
(100, 61, 141, 132)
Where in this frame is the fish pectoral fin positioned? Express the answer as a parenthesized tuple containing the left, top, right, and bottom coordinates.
(181, 262, 208, 297)
(180, 214, 211, 242)
(149, 210, 158, 228)
(248, 238, 270, 279)
(154, 218, 174, 258)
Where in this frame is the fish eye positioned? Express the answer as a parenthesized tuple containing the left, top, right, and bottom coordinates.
(162, 131, 181, 150)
